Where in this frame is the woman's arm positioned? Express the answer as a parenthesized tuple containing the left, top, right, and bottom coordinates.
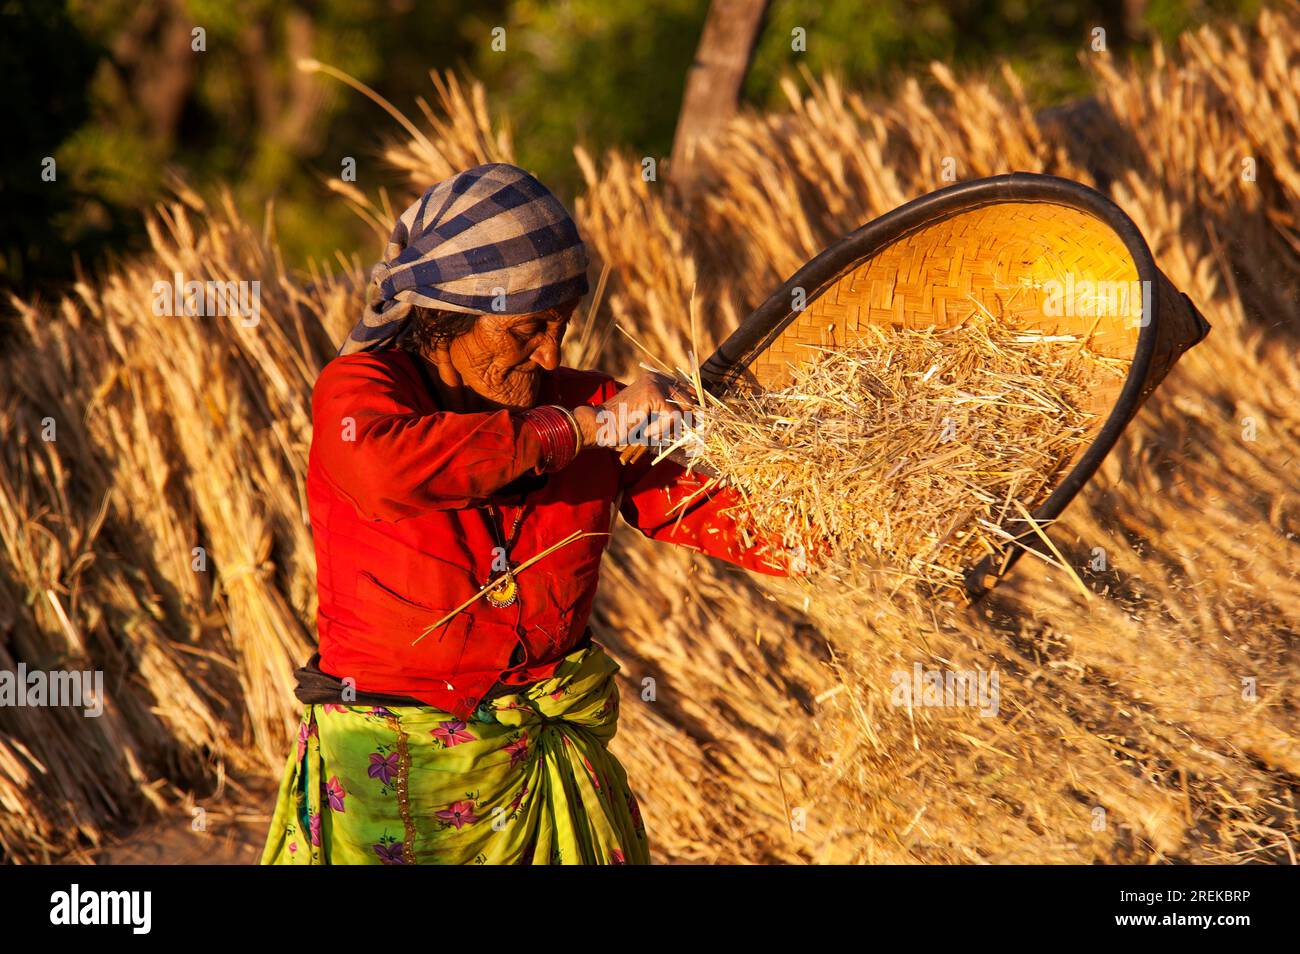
(311, 353, 547, 520)
(585, 371, 822, 576)
(617, 455, 794, 575)
(600, 369, 810, 575)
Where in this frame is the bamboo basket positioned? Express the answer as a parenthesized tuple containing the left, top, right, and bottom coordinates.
(700, 173, 1211, 599)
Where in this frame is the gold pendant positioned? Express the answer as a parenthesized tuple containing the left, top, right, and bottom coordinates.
(485, 571, 518, 609)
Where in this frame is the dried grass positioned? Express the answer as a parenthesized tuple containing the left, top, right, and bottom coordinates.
(690, 315, 1124, 594)
(2, 5, 1298, 864)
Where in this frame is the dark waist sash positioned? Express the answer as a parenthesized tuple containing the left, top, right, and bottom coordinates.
(294, 628, 593, 708)
(293, 654, 436, 708)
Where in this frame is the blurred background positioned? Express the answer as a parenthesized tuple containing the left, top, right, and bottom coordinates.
(3, 0, 1264, 297)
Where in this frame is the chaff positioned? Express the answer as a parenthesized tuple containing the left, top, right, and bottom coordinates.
(688, 313, 1127, 595)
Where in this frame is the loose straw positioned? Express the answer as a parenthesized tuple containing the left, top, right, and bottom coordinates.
(297, 59, 437, 157)
(1010, 498, 1091, 600)
(683, 311, 1127, 596)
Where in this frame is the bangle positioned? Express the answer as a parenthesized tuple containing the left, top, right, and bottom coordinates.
(521, 405, 579, 472)
(553, 404, 583, 458)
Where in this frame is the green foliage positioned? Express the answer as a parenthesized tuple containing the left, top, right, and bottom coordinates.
(4, 0, 1270, 297)
(1145, 0, 1265, 40)
(748, 1, 1155, 109)
(473, 0, 703, 192)
(1, 0, 111, 290)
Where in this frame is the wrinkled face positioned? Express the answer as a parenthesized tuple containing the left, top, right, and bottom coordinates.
(447, 300, 579, 409)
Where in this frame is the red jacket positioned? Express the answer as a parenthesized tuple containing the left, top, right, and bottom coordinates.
(308, 350, 788, 720)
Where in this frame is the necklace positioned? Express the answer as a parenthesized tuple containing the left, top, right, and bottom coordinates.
(480, 497, 528, 609)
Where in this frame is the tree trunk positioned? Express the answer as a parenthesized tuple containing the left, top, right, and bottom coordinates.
(669, 0, 771, 193)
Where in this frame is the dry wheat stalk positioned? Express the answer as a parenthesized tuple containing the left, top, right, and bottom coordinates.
(689, 315, 1127, 596)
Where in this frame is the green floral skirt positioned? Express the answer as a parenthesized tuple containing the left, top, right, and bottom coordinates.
(260, 642, 649, 865)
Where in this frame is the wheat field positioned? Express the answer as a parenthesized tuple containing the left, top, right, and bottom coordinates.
(1, 7, 1297, 864)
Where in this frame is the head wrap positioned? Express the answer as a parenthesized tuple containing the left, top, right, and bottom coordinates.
(339, 162, 590, 356)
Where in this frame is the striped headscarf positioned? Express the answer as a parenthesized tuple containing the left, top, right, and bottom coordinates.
(339, 163, 590, 356)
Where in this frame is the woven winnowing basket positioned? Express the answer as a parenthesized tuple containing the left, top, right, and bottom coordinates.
(700, 173, 1210, 599)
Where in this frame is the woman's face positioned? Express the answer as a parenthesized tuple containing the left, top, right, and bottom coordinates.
(447, 300, 579, 409)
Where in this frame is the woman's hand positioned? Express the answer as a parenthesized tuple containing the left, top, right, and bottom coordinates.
(582, 371, 696, 449)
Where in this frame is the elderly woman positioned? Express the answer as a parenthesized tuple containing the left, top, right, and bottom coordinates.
(261, 163, 791, 866)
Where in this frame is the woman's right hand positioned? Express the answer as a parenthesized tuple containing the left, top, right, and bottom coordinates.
(576, 371, 696, 450)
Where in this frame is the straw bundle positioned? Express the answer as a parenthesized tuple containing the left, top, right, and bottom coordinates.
(691, 314, 1128, 594)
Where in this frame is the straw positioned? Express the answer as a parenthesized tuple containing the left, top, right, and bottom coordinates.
(687, 311, 1128, 595)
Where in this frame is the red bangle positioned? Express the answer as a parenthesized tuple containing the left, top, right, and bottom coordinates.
(521, 405, 579, 472)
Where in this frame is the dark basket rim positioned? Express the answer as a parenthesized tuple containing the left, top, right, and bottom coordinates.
(698, 171, 1179, 600)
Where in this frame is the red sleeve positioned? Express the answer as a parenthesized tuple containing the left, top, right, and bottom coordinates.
(602, 376, 790, 576)
(311, 353, 545, 521)
(618, 460, 791, 576)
